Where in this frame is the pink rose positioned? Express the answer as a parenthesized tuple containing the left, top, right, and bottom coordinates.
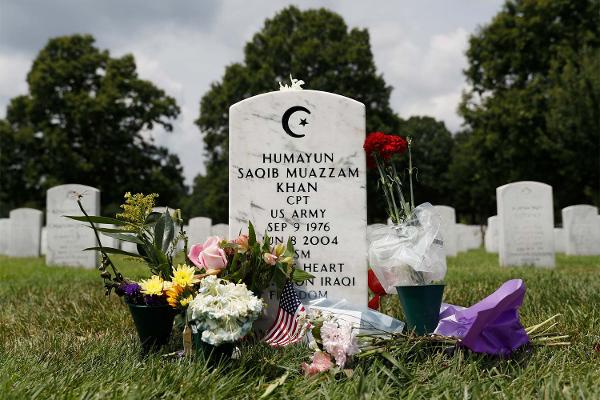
(188, 236, 228, 270)
(301, 351, 333, 376)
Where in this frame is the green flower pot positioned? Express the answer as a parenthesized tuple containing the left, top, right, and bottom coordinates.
(396, 284, 445, 335)
(126, 302, 176, 353)
(192, 332, 235, 362)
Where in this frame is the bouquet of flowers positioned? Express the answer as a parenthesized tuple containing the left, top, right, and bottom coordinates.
(364, 132, 446, 335)
(187, 222, 314, 296)
(68, 192, 313, 354)
(364, 132, 446, 289)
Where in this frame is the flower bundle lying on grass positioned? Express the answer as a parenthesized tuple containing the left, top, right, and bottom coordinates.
(302, 309, 361, 375)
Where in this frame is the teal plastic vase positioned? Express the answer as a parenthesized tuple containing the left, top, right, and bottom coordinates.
(396, 284, 445, 335)
(126, 302, 176, 353)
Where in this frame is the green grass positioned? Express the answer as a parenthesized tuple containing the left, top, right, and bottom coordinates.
(1, 250, 599, 399)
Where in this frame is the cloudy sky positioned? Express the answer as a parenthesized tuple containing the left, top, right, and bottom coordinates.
(0, 0, 504, 185)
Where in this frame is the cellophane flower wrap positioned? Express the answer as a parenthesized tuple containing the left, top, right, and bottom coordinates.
(368, 203, 447, 289)
(186, 275, 263, 346)
(364, 132, 447, 289)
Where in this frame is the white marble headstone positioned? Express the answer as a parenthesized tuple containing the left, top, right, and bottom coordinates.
(188, 217, 212, 245)
(8, 208, 43, 257)
(229, 90, 368, 311)
(553, 228, 565, 253)
(100, 224, 120, 250)
(0, 218, 9, 254)
(484, 216, 499, 253)
(456, 223, 468, 253)
(211, 223, 229, 240)
(46, 184, 100, 268)
(496, 181, 555, 267)
(465, 225, 482, 249)
(561, 205, 600, 255)
(41, 227, 47, 255)
(121, 241, 139, 255)
(433, 205, 457, 257)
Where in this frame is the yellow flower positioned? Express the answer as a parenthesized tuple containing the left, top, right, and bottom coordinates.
(171, 264, 199, 287)
(139, 275, 165, 296)
(180, 295, 194, 307)
(166, 284, 184, 308)
(274, 244, 286, 257)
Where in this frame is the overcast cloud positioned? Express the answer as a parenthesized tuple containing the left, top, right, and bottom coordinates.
(0, 0, 504, 185)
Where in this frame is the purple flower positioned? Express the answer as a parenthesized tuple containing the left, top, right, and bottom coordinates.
(122, 282, 141, 297)
(144, 294, 167, 306)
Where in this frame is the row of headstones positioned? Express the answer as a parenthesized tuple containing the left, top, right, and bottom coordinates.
(484, 216, 596, 255)
(485, 205, 600, 255)
(485, 181, 600, 267)
(0, 184, 230, 269)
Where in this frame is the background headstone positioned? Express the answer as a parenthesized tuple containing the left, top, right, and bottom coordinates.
(562, 205, 600, 255)
(8, 208, 43, 257)
(433, 205, 457, 257)
(46, 184, 100, 268)
(121, 241, 139, 255)
(41, 227, 47, 255)
(211, 223, 229, 240)
(188, 217, 212, 245)
(465, 225, 482, 249)
(229, 89, 368, 311)
(0, 218, 10, 254)
(485, 216, 499, 253)
(496, 181, 555, 267)
(553, 228, 565, 253)
(456, 223, 468, 253)
(99, 224, 120, 250)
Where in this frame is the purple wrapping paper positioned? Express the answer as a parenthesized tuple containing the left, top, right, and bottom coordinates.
(435, 279, 530, 355)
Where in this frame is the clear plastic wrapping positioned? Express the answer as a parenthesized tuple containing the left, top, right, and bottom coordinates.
(368, 203, 447, 291)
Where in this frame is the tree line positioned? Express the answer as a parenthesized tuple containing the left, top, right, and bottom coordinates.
(1, 1, 598, 224)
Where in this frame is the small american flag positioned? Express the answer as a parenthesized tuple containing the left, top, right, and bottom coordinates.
(263, 281, 309, 346)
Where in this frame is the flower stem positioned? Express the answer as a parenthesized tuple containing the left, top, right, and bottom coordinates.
(407, 137, 415, 212)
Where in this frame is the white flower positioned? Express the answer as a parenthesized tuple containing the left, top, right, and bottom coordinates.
(187, 276, 264, 346)
(278, 74, 305, 91)
(320, 319, 360, 367)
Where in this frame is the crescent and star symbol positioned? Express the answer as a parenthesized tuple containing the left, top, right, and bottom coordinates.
(281, 105, 311, 138)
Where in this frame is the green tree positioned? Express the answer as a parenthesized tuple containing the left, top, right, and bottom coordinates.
(398, 117, 454, 207)
(451, 0, 600, 223)
(188, 6, 402, 223)
(0, 35, 186, 217)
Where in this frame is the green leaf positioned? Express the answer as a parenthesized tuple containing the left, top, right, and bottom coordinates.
(100, 231, 144, 244)
(273, 267, 287, 290)
(91, 226, 132, 234)
(65, 215, 126, 225)
(144, 212, 162, 225)
(290, 268, 315, 283)
(248, 221, 256, 245)
(153, 213, 166, 250)
(160, 210, 175, 252)
(83, 246, 142, 258)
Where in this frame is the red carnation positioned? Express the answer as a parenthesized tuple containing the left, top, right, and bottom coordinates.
(364, 132, 408, 168)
